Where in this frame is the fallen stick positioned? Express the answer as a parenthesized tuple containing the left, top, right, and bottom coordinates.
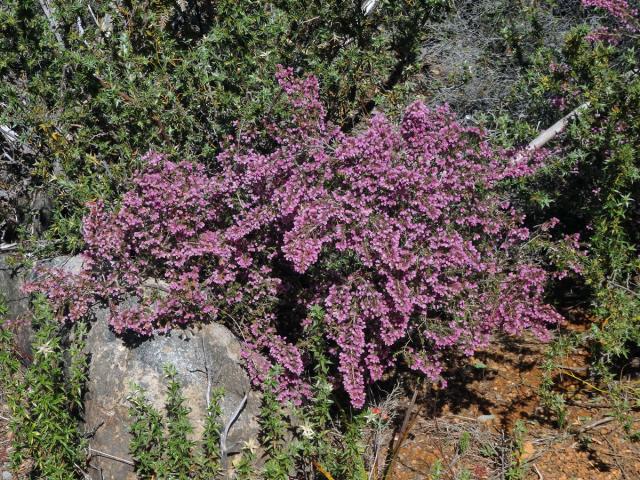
(221, 392, 248, 478)
(528, 103, 590, 151)
(573, 416, 615, 434)
(38, 0, 65, 48)
(88, 447, 135, 466)
(383, 389, 419, 480)
(533, 463, 544, 480)
(513, 102, 590, 163)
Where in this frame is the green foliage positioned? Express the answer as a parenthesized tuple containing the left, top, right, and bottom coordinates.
(128, 320, 392, 480)
(197, 386, 225, 477)
(0, 0, 448, 251)
(457, 469, 472, 480)
(0, 294, 87, 479)
(429, 458, 444, 479)
(538, 332, 579, 428)
(505, 420, 528, 480)
(492, 6, 640, 432)
(260, 368, 297, 479)
(128, 385, 167, 478)
(128, 365, 228, 479)
(254, 306, 388, 479)
(164, 364, 196, 476)
(458, 431, 472, 454)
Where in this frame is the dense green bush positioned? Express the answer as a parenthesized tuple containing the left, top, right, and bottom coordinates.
(128, 365, 227, 478)
(0, 294, 87, 479)
(0, 0, 447, 252)
(500, 0, 640, 426)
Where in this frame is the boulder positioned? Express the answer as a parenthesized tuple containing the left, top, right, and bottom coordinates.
(2, 254, 260, 479)
(0, 254, 32, 357)
(84, 313, 261, 479)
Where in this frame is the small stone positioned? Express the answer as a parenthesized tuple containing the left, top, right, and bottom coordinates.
(477, 414, 496, 423)
(3, 471, 14, 480)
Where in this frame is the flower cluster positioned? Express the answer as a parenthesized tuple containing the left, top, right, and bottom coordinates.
(28, 67, 563, 407)
(582, 0, 639, 31)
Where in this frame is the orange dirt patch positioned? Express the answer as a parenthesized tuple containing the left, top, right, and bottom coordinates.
(391, 313, 640, 480)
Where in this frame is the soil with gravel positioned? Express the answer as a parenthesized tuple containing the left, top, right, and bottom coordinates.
(391, 309, 640, 480)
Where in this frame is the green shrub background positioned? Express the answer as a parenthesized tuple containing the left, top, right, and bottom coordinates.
(1, 0, 639, 477)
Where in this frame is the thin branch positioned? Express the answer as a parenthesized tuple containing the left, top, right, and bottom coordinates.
(201, 336, 211, 409)
(88, 447, 135, 466)
(573, 416, 615, 434)
(221, 392, 248, 477)
(529, 102, 591, 150)
(1, 125, 35, 156)
(383, 388, 419, 479)
(533, 463, 544, 480)
(38, 0, 65, 48)
(0, 125, 19, 144)
(513, 102, 591, 163)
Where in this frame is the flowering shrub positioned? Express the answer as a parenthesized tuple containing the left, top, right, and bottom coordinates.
(0, 0, 448, 250)
(582, 0, 638, 29)
(28, 68, 563, 407)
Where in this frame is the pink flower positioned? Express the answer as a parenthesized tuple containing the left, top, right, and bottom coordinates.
(28, 67, 565, 408)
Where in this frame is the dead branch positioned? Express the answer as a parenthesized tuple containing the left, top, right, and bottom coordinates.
(88, 447, 134, 466)
(38, 0, 65, 48)
(513, 102, 590, 163)
(528, 102, 591, 151)
(383, 389, 419, 479)
(221, 392, 248, 478)
(573, 416, 615, 434)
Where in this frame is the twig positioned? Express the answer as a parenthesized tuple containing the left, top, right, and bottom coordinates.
(566, 400, 611, 409)
(87, 4, 100, 28)
(88, 447, 135, 466)
(0, 125, 35, 155)
(38, 0, 65, 48)
(221, 392, 248, 477)
(573, 416, 615, 434)
(513, 102, 590, 163)
(446, 414, 480, 422)
(383, 389, 419, 479)
(201, 336, 211, 409)
(527, 103, 590, 150)
(533, 463, 544, 480)
(0, 125, 18, 144)
(556, 364, 588, 373)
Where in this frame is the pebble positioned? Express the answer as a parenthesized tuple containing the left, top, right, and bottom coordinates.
(477, 414, 496, 423)
(2, 471, 13, 480)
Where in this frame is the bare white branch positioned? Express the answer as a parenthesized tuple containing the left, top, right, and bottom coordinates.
(38, 0, 65, 48)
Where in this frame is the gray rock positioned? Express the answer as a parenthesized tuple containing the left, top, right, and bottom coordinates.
(82, 289, 260, 479)
(2, 254, 260, 479)
(0, 254, 84, 358)
(2, 470, 13, 480)
(477, 414, 497, 423)
(0, 254, 32, 357)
